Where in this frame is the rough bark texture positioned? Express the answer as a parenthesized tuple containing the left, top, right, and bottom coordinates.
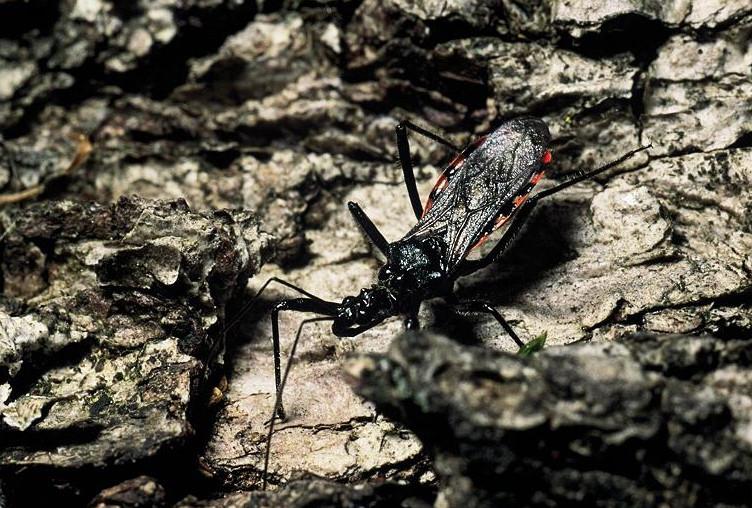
(0, 197, 272, 504)
(354, 331, 752, 507)
(0, 0, 751, 506)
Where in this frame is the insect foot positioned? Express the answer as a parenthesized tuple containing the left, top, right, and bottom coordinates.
(353, 331, 752, 507)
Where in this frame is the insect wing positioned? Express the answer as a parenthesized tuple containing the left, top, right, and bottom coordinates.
(405, 125, 548, 272)
(421, 136, 487, 218)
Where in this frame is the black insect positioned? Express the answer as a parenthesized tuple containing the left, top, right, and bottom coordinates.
(245, 117, 649, 486)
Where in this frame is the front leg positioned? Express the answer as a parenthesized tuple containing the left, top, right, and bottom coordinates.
(263, 310, 337, 490)
(270, 297, 339, 419)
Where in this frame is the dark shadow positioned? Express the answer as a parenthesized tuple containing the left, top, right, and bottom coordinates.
(558, 14, 673, 63)
(427, 299, 486, 347)
(4, 338, 95, 404)
(455, 199, 585, 306)
(0, 0, 59, 39)
(0, 425, 103, 449)
(222, 287, 280, 381)
(728, 131, 752, 150)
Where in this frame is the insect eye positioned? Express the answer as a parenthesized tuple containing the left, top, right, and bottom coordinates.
(541, 150, 552, 165)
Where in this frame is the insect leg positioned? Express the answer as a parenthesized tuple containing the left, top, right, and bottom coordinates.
(395, 121, 460, 220)
(535, 144, 651, 200)
(264, 314, 335, 490)
(213, 278, 333, 379)
(271, 297, 339, 420)
(458, 196, 540, 275)
(452, 300, 524, 348)
(395, 123, 424, 220)
(224, 276, 331, 334)
(347, 201, 389, 255)
(398, 120, 460, 152)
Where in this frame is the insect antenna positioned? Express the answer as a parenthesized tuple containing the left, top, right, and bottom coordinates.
(262, 315, 335, 489)
(206, 277, 330, 386)
(224, 277, 326, 335)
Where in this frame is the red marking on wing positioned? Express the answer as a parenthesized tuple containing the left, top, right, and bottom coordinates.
(469, 165, 547, 252)
(421, 135, 487, 218)
(513, 193, 529, 207)
(531, 170, 545, 185)
(541, 150, 552, 164)
(470, 214, 511, 250)
(494, 214, 511, 228)
(470, 135, 487, 150)
(421, 174, 449, 218)
(447, 152, 465, 168)
(420, 204, 431, 219)
(470, 234, 491, 250)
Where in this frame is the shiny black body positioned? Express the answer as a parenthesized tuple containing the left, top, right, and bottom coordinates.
(331, 117, 552, 338)
(257, 116, 649, 487)
(333, 236, 450, 336)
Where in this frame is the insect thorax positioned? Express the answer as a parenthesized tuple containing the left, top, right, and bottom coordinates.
(378, 236, 449, 309)
(332, 236, 449, 335)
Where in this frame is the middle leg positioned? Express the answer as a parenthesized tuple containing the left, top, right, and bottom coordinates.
(395, 120, 460, 220)
(270, 297, 340, 419)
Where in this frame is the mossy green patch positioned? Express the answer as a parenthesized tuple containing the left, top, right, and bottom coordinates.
(518, 332, 546, 358)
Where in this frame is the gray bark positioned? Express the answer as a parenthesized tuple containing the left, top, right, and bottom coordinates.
(0, 0, 750, 506)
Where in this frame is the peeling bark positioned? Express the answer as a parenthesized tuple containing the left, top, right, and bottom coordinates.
(353, 331, 752, 507)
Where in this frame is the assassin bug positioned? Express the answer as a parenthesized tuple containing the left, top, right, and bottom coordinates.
(248, 116, 649, 487)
